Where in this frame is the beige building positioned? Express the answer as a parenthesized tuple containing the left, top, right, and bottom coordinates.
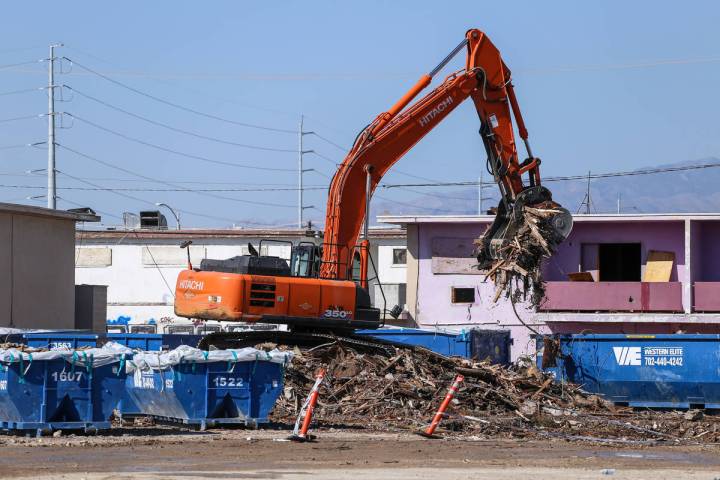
(0, 203, 99, 329)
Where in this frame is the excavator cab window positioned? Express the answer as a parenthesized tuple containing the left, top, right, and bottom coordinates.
(351, 251, 362, 283)
(291, 242, 321, 278)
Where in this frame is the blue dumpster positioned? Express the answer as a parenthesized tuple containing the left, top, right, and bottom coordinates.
(108, 333, 203, 417)
(124, 346, 292, 429)
(539, 334, 720, 409)
(355, 328, 511, 363)
(355, 328, 472, 357)
(108, 333, 202, 351)
(12, 332, 104, 350)
(0, 343, 132, 436)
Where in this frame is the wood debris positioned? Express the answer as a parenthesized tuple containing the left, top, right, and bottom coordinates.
(478, 204, 568, 309)
(267, 339, 720, 443)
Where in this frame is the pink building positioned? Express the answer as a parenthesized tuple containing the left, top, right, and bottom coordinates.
(378, 213, 720, 360)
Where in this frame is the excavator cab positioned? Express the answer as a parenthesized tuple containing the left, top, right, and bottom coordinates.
(290, 242, 321, 278)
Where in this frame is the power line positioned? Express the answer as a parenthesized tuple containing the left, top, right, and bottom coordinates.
(0, 114, 41, 124)
(0, 183, 327, 193)
(0, 60, 41, 71)
(56, 170, 248, 224)
(66, 86, 297, 151)
(0, 46, 45, 55)
(308, 169, 332, 179)
(66, 58, 297, 134)
(57, 144, 297, 208)
(310, 151, 339, 166)
(305, 135, 445, 183)
(65, 113, 297, 171)
(0, 87, 40, 97)
(59, 173, 307, 227)
(311, 132, 347, 152)
(373, 193, 452, 214)
(0, 144, 32, 150)
(379, 161, 720, 189)
(59, 196, 122, 220)
(11, 171, 324, 187)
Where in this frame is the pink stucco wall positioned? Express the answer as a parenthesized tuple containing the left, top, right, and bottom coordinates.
(541, 282, 684, 312)
(415, 222, 543, 359)
(411, 218, 720, 360)
(543, 221, 685, 282)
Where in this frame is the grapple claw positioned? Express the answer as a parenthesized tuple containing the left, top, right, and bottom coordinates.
(476, 186, 572, 268)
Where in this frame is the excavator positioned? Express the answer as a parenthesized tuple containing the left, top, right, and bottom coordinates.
(174, 28, 572, 339)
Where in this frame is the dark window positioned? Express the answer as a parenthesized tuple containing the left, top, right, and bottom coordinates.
(351, 251, 362, 282)
(598, 243, 641, 281)
(451, 287, 475, 303)
(392, 248, 407, 265)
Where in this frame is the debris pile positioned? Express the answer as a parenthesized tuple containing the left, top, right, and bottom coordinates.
(269, 339, 720, 443)
(477, 205, 568, 308)
(270, 340, 610, 434)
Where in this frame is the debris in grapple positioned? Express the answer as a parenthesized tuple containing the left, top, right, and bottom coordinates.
(476, 204, 571, 309)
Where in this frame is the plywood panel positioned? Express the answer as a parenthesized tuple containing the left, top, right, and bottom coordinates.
(431, 256, 482, 275)
(430, 237, 480, 274)
(75, 247, 112, 267)
(568, 272, 595, 282)
(643, 250, 675, 282)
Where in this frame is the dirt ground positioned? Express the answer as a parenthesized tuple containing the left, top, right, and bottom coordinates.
(1, 427, 720, 479)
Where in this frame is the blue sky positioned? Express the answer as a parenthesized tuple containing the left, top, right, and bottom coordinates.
(0, 1, 719, 227)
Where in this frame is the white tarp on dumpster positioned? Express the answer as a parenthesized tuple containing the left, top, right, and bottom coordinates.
(128, 345, 293, 372)
(0, 341, 134, 368)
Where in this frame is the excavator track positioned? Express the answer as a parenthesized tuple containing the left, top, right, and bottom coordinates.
(197, 330, 459, 368)
(198, 330, 395, 357)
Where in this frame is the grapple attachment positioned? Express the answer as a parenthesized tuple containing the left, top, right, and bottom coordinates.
(476, 186, 572, 269)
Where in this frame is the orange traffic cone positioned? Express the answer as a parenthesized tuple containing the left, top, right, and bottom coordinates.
(418, 374, 464, 438)
(289, 368, 325, 442)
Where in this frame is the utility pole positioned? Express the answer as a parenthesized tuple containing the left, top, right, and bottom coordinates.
(47, 43, 62, 209)
(577, 170, 593, 214)
(478, 172, 483, 215)
(297, 115, 314, 228)
(585, 171, 591, 214)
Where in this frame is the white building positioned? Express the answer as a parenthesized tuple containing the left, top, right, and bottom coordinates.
(75, 227, 407, 326)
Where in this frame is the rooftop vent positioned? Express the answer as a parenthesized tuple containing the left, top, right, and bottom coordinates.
(122, 212, 140, 229)
(139, 210, 167, 230)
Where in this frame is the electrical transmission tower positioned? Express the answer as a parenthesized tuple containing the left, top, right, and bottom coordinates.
(297, 115, 315, 227)
(47, 43, 63, 209)
(577, 170, 594, 214)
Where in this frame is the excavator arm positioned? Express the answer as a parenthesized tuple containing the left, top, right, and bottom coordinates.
(320, 29, 572, 282)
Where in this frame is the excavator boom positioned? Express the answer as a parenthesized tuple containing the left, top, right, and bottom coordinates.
(174, 28, 571, 332)
(320, 29, 572, 281)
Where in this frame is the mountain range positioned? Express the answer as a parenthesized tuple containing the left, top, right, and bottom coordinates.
(373, 158, 720, 218)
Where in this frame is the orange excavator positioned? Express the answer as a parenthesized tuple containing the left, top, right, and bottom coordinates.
(174, 28, 572, 333)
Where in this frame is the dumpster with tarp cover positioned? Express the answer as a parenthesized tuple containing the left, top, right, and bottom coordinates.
(124, 345, 292, 429)
(0, 342, 132, 436)
(108, 333, 202, 417)
(355, 328, 511, 363)
(538, 334, 720, 409)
